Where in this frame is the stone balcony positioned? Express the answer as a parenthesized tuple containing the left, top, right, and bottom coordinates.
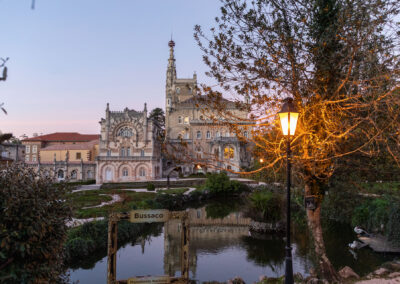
(96, 156, 155, 161)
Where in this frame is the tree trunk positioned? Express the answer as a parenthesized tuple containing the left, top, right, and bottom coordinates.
(305, 183, 341, 282)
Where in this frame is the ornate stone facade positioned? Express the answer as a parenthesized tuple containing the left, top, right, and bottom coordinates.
(164, 40, 253, 174)
(96, 103, 162, 183)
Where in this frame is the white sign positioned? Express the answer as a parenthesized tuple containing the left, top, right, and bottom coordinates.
(129, 209, 169, 223)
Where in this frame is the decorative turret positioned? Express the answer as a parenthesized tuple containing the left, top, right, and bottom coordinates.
(166, 39, 176, 87)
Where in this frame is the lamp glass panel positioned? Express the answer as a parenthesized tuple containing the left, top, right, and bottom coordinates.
(279, 112, 298, 136)
(279, 112, 289, 135)
(289, 112, 299, 136)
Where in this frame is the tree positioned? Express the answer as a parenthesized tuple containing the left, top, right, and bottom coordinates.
(195, 0, 400, 280)
(149, 107, 165, 140)
(0, 164, 72, 282)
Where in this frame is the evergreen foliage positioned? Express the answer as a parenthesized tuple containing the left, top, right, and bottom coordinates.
(0, 164, 72, 283)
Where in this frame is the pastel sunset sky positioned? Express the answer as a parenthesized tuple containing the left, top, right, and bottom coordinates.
(0, 0, 220, 138)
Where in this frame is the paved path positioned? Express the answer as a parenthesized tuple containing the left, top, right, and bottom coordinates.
(66, 217, 105, 227)
(82, 194, 122, 209)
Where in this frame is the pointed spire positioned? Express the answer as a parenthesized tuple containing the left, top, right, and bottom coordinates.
(144, 102, 147, 112)
(166, 38, 176, 86)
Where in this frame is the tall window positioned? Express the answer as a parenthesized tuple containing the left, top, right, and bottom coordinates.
(244, 131, 248, 138)
(26, 145, 30, 154)
(216, 131, 220, 138)
(76, 152, 81, 159)
(127, 147, 131, 156)
(25, 155, 29, 162)
(184, 117, 189, 124)
(224, 146, 234, 159)
(57, 170, 64, 179)
(206, 131, 211, 139)
(87, 170, 93, 179)
(176, 87, 180, 94)
(167, 98, 171, 106)
(139, 167, 146, 177)
(122, 168, 129, 177)
(32, 145, 37, 153)
(178, 116, 182, 124)
(196, 131, 202, 139)
(120, 147, 125, 156)
(214, 148, 219, 158)
(71, 170, 77, 179)
(32, 155, 37, 162)
(184, 132, 189, 139)
(141, 149, 145, 157)
(107, 149, 111, 156)
(189, 87, 193, 94)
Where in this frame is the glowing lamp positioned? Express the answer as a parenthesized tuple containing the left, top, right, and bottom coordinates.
(259, 158, 264, 163)
(278, 98, 299, 136)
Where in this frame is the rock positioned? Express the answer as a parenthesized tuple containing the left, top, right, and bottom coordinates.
(373, 267, 389, 276)
(228, 277, 245, 284)
(384, 261, 400, 271)
(338, 266, 360, 279)
(388, 272, 400, 278)
(293, 272, 304, 281)
(306, 277, 319, 284)
(258, 275, 267, 282)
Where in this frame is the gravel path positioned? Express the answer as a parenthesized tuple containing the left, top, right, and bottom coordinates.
(81, 194, 122, 209)
(66, 217, 104, 227)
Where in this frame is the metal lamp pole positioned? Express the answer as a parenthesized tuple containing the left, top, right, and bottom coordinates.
(285, 135, 293, 284)
(278, 97, 298, 284)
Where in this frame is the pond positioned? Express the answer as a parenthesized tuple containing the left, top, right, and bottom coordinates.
(68, 202, 394, 283)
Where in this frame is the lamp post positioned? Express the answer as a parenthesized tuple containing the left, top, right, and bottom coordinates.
(278, 97, 299, 284)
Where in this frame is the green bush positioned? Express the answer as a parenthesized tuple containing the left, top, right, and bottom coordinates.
(146, 183, 156, 191)
(203, 172, 248, 196)
(0, 164, 72, 283)
(351, 196, 400, 243)
(247, 190, 284, 223)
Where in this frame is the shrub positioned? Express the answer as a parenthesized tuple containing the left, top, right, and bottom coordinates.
(247, 190, 284, 223)
(146, 183, 156, 191)
(352, 198, 390, 232)
(203, 172, 248, 196)
(0, 164, 72, 283)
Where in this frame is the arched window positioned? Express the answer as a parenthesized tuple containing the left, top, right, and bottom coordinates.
(184, 117, 189, 124)
(196, 131, 202, 139)
(117, 127, 133, 137)
(139, 167, 146, 177)
(176, 87, 180, 94)
(71, 170, 77, 179)
(87, 170, 93, 179)
(224, 146, 235, 159)
(206, 131, 211, 139)
(126, 147, 131, 156)
(178, 116, 182, 124)
(122, 168, 129, 177)
(120, 147, 125, 156)
(244, 131, 248, 138)
(57, 170, 64, 179)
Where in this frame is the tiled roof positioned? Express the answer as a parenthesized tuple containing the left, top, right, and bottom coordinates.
(23, 132, 99, 142)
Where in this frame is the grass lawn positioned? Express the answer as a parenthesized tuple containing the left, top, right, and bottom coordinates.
(73, 191, 156, 219)
(67, 191, 113, 210)
(156, 188, 189, 194)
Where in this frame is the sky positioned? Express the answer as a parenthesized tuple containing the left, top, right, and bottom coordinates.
(0, 0, 221, 138)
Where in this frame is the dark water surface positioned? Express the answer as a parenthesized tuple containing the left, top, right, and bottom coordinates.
(68, 205, 394, 283)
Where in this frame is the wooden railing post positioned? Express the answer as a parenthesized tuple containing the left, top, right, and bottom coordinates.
(107, 214, 118, 284)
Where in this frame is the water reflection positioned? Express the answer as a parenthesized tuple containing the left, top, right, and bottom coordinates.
(69, 203, 393, 283)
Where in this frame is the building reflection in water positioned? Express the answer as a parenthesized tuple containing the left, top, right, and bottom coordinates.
(163, 207, 252, 278)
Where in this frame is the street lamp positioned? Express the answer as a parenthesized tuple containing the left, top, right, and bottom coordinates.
(278, 97, 299, 284)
